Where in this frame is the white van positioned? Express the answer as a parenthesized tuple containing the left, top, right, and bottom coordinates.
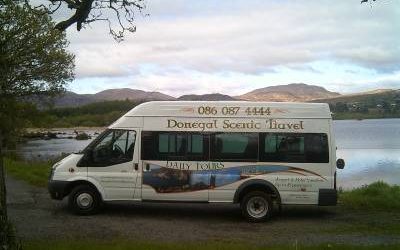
(48, 101, 344, 221)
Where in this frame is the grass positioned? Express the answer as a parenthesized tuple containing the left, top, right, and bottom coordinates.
(22, 241, 400, 250)
(324, 218, 400, 236)
(4, 157, 52, 187)
(339, 181, 400, 211)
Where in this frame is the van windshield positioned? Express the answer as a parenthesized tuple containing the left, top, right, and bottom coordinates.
(79, 129, 110, 154)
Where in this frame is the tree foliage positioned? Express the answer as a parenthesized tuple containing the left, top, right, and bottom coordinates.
(31, 0, 147, 42)
(0, 0, 74, 142)
(0, 0, 75, 99)
(0, 3, 74, 243)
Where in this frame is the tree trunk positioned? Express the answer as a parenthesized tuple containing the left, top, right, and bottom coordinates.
(0, 130, 9, 249)
(0, 131, 6, 220)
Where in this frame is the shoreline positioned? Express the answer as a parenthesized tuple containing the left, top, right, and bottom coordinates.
(24, 127, 106, 132)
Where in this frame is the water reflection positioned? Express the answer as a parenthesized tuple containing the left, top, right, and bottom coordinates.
(17, 138, 95, 160)
(334, 119, 400, 189)
(337, 149, 400, 189)
(16, 128, 100, 160)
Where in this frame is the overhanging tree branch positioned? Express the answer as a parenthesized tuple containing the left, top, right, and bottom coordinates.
(28, 0, 146, 41)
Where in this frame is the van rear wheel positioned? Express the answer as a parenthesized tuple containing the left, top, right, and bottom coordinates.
(68, 185, 101, 215)
(241, 191, 272, 222)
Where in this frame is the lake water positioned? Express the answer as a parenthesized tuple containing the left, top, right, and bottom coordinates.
(16, 119, 400, 189)
(334, 119, 400, 189)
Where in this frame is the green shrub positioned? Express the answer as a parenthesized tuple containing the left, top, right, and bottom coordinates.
(339, 181, 400, 211)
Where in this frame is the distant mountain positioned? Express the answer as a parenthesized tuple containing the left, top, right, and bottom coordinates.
(238, 83, 340, 102)
(52, 91, 96, 107)
(49, 88, 175, 107)
(177, 93, 238, 101)
(93, 88, 175, 102)
(36, 84, 398, 108)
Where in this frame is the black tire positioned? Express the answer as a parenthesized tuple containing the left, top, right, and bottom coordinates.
(240, 191, 273, 222)
(68, 184, 101, 215)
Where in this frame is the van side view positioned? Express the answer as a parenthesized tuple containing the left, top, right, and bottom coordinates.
(48, 101, 344, 222)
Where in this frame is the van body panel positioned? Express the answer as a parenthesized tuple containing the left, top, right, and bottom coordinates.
(50, 101, 338, 208)
(51, 153, 86, 182)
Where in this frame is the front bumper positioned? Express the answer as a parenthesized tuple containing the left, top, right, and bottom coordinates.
(48, 180, 69, 200)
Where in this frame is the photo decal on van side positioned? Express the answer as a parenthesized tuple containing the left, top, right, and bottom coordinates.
(143, 163, 326, 193)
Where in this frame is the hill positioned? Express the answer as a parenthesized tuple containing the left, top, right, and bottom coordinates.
(32, 84, 400, 111)
(314, 89, 400, 120)
(48, 89, 175, 107)
(177, 93, 238, 101)
(238, 83, 340, 102)
(93, 88, 175, 102)
(314, 89, 399, 105)
(37, 83, 342, 107)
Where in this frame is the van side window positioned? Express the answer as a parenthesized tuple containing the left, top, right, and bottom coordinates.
(141, 132, 208, 161)
(260, 133, 328, 163)
(210, 133, 258, 162)
(91, 129, 136, 166)
(158, 133, 187, 156)
(188, 134, 203, 154)
(158, 134, 169, 153)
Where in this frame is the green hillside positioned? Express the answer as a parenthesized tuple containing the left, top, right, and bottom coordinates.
(313, 90, 400, 120)
(31, 100, 140, 128)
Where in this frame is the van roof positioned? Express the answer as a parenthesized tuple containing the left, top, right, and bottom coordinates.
(122, 101, 331, 119)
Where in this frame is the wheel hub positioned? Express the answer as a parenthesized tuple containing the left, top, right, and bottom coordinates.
(76, 193, 93, 209)
(247, 196, 268, 218)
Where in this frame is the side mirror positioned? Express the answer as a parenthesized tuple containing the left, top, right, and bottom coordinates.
(336, 158, 345, 169)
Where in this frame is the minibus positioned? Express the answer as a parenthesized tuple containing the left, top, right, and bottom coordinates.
(48, 101, 344, 222)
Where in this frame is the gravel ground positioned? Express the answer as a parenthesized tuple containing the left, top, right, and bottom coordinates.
(6, 174, 400, 246)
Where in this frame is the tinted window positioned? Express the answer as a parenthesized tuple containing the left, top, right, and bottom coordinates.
(210, 133, 258, 161)
(188, 134, 203, 153)
(91, 129, 136, 166)
(142, 131, 329, 163)
(141, 132, 208, 161)
(260, 133, 329, 163)
(158, 134, 169, 153)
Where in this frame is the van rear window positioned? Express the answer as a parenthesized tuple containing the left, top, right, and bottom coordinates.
(260, 133, 329, 163)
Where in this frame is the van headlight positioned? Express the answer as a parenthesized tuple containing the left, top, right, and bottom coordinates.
(49, 162, 61, 180)
(52, 162, 61, 170)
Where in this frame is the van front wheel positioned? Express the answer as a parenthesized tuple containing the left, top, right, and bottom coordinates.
(241, 191, 272, 222)
(68, 185, 101, 215)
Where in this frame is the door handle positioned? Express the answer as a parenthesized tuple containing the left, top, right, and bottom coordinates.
(145, 163, 150, 171)
(134, 163, 138, 171)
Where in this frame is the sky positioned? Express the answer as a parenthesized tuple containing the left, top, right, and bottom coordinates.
(62, 0, 400, 97)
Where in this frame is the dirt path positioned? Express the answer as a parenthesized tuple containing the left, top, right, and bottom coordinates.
(6, 174, 400, 246)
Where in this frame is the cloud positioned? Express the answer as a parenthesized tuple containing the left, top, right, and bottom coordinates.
(64, 0, 400, 94)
